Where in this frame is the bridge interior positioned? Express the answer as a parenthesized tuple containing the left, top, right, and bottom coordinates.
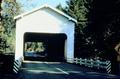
(24, 32, 67, 62)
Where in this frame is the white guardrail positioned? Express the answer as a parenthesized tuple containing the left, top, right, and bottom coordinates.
(68, 58, 111, 73)
(13, 57, 23, 74)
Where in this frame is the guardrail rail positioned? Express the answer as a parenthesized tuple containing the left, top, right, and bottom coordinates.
(68, 58, 111, 73)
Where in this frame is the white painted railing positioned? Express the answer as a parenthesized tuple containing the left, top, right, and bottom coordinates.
(68, 58, 111, 73)
(13, 57, 23, 74)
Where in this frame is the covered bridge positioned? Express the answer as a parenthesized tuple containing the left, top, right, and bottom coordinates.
(14, 4, 77, 63)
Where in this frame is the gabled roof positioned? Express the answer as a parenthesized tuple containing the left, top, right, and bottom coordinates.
(14, 4, 77, 23)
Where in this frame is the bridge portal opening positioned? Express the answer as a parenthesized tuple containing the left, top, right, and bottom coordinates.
(24, 32, 67, 62)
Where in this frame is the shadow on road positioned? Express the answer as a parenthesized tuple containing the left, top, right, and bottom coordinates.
(1, 61, 120, 79)
(19, 61, 120, 79)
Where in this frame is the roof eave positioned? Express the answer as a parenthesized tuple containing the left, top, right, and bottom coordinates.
(14, 4, 77, 23)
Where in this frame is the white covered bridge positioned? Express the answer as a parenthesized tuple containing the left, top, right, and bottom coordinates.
(14, 4, 77, 71)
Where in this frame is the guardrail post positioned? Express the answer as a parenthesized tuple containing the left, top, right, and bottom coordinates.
(106, 61, 111, 73)
(75, 58, 78, 64)
(69, 57, 111, 74)
(96, 60, 100, 69)
(90, 59, 93, 68)
(13, 57, 23, 74)
(84, 59, 87, 66)
(79, 58, 82, 65)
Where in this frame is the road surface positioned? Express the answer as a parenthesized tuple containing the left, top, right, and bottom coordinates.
(18, 61, 120, 79)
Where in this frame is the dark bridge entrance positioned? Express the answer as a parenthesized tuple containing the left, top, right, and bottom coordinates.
(24, 32, 67, 62)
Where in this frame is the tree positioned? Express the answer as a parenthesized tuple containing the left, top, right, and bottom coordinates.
(58, 0, 120, 59)
(62, 0, 93, 58)
(1, 0, 22, 53)
(1, 0, 21, 34)
(83, 0, 120, 58)
(57, 0, 120, 74)
(86, 0, 120, 74)
(56, 4, 65, 12)
(66, 0, 89, 30)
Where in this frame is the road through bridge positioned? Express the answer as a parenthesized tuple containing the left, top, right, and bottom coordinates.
(19, 61, 120, 79)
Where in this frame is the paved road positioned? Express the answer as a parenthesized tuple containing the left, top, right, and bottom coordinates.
(18, 61, 120, 79)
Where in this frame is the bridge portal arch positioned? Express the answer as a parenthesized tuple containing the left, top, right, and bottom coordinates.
(23, 32, 67, 61)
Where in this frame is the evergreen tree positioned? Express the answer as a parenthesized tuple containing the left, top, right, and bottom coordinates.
(57, 0, 120, 74)
(56, 4, 65, 12)
(62, 0, 92, 58)
(66, 0, 89, 30)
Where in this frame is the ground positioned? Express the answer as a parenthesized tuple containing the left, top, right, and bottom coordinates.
(1, 61, 120, 79)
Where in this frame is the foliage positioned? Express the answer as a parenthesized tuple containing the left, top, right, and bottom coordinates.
(83, 0, 120, 59)
(66, 0, 89, 30)
(25, 42, 45, 53)
(56, 4, 65, 12)
(57, 0, 120, 60)
(1, 0, 21, 34)
(61, 0, 91, 58)
(1, 0, 22, 53)
(0, 35, 6, 54)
